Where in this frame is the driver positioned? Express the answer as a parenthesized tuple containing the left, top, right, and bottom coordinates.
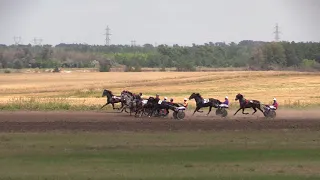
(155, 94, 160, 101)
(223, 96, 229, 105)
(169, 98, 174, 105)
(265, 98, 278, 113)
(219, 96, 229, 108)
(270, 98, 278, 109)
(183, 98, 188, 108)
(134, 92, 143, 104)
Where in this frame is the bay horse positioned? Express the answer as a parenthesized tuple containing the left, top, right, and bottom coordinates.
(234, 93, 264, 116)
(100, 89, 124, 110)
(188, 93, 221, 116)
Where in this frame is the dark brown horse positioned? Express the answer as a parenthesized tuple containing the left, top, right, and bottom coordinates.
(234, 93, 264, 116)
(100, 89, 124, 110)
(189, 93, 221, 116)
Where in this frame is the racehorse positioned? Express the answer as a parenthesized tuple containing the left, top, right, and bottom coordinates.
(120, 90, 143, 116)
(188, 93, 221, 116)
(146, 97, 171, 117)
(234, 93, 264, 116)
(100, 89, 124, 110)
(135, 97, 153, 117)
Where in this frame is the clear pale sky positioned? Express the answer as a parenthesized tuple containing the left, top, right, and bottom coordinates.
(0, 0, 319, 46)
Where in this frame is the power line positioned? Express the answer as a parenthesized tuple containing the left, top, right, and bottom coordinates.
(104, 26, 111, 46)
(273, 23, 281, 42)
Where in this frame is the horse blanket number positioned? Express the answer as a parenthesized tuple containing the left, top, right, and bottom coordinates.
(112, 96, 121, 100)
(203, 99, 210, 104)
(142, 100, 148, 105)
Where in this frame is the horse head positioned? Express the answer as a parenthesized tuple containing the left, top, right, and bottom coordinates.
(102, 89, 112, 97)
(235, 93, 243, 101)
(189, 93, 197, 100)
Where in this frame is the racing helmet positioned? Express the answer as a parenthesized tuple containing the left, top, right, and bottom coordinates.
(225, 96, 228, 99)
(164, 97, 168, 100)
(184, 98, 188, 101)
(273, 98, 276, 101)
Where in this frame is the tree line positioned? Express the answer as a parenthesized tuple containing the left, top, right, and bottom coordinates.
(0, 40, 319, 71)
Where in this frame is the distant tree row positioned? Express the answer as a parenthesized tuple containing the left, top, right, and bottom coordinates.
(0, 40, 320, 71)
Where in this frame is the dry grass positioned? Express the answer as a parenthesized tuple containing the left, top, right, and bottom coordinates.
(0, 71, 320, 108)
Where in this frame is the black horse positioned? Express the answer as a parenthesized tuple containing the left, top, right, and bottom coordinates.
(100, 89, 124, 110)
(234, 93, 264, 116)
(147, 98, 172, 117)
(189, 93, 221, 116)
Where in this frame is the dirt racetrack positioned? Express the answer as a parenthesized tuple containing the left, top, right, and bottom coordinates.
(0, 109, 320, 132)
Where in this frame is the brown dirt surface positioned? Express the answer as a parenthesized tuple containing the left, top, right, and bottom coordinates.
(0, 109, 320, 132)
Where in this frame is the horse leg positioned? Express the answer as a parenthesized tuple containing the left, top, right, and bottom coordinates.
(135, 109, 139, 117)
(234, 108, 242, 116)
(252, 107, 257, 115)
(149, 107, 155, 117)
(119, 102, 126, 112)
(113, 102, 120, 110)
(112, 103, 116, 110)
(192, 107, 200, 116)
(257, 105, 264, 114)
(139, 108, 145, 117)
(165, 108, 169, 116)
(206, 106, 212, 116)
(120, 105, 125, 112)
(100, 102, 109, 109)
(129, 106, 132, 116)
(242, 108, 249, 115)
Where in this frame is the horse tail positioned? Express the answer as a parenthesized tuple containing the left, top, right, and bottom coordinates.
(252, 100, 262, 108)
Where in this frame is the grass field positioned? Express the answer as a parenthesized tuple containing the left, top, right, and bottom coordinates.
(0, 70, 320, 110)
(1, 70, 320, 180)
(0, 130, 319, 180)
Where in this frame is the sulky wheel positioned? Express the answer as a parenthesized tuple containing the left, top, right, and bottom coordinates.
(173, 111, 178, 119)
(269, 110, 276, 119)
(215, 109, 222, 116)
(221, 108, 228, 117)
(176, 110, 185, 120)
(264, 110, 276, 119)
(143, 108, 152, 117)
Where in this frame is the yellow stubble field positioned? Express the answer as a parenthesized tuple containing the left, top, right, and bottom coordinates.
(0, 71, 320, 108)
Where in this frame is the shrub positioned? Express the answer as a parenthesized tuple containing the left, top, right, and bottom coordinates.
(99, 62, 111, 72)
(4, 69, 11, 73)
(53, 66, 60, 73)
(133, 64, 142, 72)
(159, 65, 166, 72)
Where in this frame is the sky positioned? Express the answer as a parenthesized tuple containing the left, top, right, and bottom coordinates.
(0, 0, 319, 46)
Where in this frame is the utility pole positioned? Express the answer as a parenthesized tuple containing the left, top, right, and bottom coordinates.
(273, 23, 281, 42)
(104, 26, 111, 46)
(13, 36, 22, 45)
(32, 37, 43, 46)
(131, 40, 136, 47)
